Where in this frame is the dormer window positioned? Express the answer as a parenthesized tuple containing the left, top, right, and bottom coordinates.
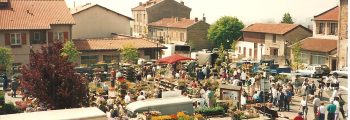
(329, 23, 338, 35)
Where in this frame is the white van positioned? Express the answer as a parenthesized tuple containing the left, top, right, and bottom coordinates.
(126, 97, 194, 117)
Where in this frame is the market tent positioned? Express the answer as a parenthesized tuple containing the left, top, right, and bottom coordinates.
(157, 54, 194, 64)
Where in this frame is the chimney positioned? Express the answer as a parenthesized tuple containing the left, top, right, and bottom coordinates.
(139, 2, 142, 6)
(175, 17, 178, 22)
(180, 1, 184, 5)
(203, 17, 206, 22)
(195, 17, 198, 22)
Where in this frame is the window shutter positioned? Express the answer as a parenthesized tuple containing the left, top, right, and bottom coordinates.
(21, 33, 26, 45)
(48, 32, 53, 43)
(63, 32, 68, 43)
(5, 33, 10, 45)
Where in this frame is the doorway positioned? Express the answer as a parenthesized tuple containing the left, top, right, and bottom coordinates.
(331, 59, 337, 70)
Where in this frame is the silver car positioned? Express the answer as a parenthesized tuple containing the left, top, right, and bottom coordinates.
(330, 67, 348, 78)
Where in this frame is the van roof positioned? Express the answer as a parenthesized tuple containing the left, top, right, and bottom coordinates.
(126, 97, 193, 112)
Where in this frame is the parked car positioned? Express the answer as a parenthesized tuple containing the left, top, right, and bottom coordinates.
(296, 65, 323, 78)
(319, 65, 331, 75)
(330, 67, 348, 78)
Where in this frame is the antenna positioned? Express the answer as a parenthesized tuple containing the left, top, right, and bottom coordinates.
(74, 1, 75, 8)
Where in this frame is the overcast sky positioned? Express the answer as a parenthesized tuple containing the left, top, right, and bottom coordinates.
(65, 0, 338, 26)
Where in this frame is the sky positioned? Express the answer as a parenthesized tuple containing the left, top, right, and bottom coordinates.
(65, 0, 338, 26)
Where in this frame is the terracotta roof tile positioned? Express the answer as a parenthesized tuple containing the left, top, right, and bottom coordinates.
(299, 37, 337, 53)
(73, 38, 166, 51)
(148, 18, 196, 28)
(0, 0, 75, 30)
(314, 6, 339, 21)
(71, 4, 133, 20)
(241, 23, 302, 35)
(132, 0, 163, 11)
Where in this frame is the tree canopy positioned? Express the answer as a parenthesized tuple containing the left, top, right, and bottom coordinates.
(20, 42, 88, 109)
(61, 40, 79, 62)
(291, 40, 302, 70)
(281, 13, 294, 24)
(121, 44, 138, 64)
(207, 16, 244, 49)
(0, 47, 12, 74)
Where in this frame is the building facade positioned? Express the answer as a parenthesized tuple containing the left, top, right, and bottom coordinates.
(236, 23, 312, 65)
(291, 6, 342, 70)
(338, 0, 348, 68)
(71, 4, 133, 39)
(0, 0, 74, 65)
(73, 36, 165, 66)
(132, 0, 191, 37)
(148, 17, 210, 51)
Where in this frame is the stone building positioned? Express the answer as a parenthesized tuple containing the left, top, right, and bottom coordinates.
(132, 0, 191, 37)
(236, 23, 312, 65)
(0, 0, 75, 65)
(71, 3, 133, 39)
(147, 17, 210, 51)
(338, 0, 348, 68)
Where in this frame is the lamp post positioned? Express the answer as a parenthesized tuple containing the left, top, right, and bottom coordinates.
(227, 39, 230, 62)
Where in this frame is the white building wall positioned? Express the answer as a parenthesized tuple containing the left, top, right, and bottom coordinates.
(235, 41, 265, 60)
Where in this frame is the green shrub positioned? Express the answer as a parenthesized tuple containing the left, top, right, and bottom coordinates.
(195, 106, 224, 116)
(0, 102, 23, 115)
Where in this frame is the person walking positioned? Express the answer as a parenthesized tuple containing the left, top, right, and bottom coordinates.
(313, 95, 321, 118)
(327, 101, 336, 120)
(11, 79, 19, 98)
(333, 97, 341, 120)
(278, 89, 285, 111)
(284, 90, 292, 111)
(300, 97, 307, 115)
(337, 94, 346, 119)
(310, 81, 317, 95)
(318, 102, 326, 120)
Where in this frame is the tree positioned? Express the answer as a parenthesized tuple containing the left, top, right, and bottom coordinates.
(281, 13, 294, 24)
(61, 40, 80, 62)
(291, 40, 302, 70)
(20, 42, 88, 109)
(0, 47, 12, 74)
(121, 44, 138, 64)
(208, 16, 244, 49)
(231, 40, 238, 52)
(218, 43, 225, 61)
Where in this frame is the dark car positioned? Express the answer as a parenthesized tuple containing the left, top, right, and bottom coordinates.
(319, 65, 331, 76)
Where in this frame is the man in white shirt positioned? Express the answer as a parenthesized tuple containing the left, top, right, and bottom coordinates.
(333, 97, 341, 120)
(300, 97, 307, 115)
(124, 92, 131, 104)
(272, 87, 278, 106)
(313, 95, 321, 117)
(137, 91, 146, 101)
(241, 71, 247, 86)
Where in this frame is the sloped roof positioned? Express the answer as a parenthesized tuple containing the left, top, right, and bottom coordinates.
(71, 3, 133, 20)
(148, 18, 197, 28)
(241, 23, 310, 35)
(73, 38, 166, 51)
(0, 0, 75, 30)
(132, 0, 163, 11)
(314, 6, 339, 21)
(299, 37, 337, 53)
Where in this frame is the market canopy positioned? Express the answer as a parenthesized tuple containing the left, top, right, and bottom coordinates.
(157, 54, 194, 64)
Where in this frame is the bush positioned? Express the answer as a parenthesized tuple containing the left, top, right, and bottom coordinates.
(195, 106, 225, 116)
(0, 102, 23, 115)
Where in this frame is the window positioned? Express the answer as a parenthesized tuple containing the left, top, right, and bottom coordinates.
(329, 23, 338, 35)
(300, 53, 308, 64)
(249, 49, 252, 57)
(180, 33, 185, 41)
(54, 32, 64, 41)
(254, 43, 257, 48)
(81, 55, 98, 66)
(34, 32, 40, 41)
(318, 23, 324, 34)
(10, 33, 21, 45)
(238, 47, 241, 53)
(272, 34, 276, 43)
(270, 48, 278, 56)
(311, 55, 326, 65)
(103, 55, 112, 63)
